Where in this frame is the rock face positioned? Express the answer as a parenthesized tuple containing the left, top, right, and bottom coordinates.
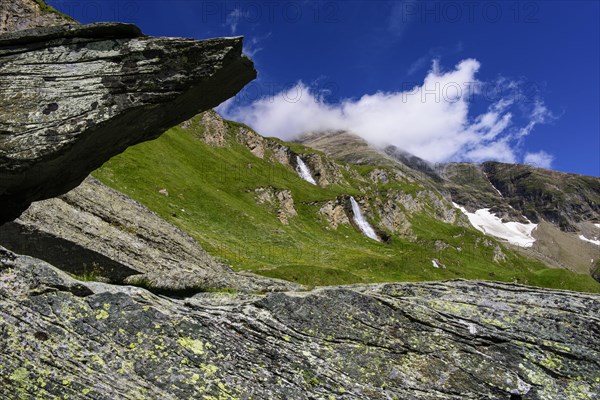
(319, 198, 351, 229)
(1, 248, 599, 399)
(0, 22, 256, 224)
(198, 110, 229, 147)
(298, 152, 346, 187)
(0, 0, 74, 33)
(183, 111, 348, 187)
(254, 186, 298, 225)
(0, 177, 299, 294)
(481, 161, 600, 231)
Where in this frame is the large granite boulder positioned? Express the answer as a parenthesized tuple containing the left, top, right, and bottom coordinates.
(0, 22, 256, 224)
(0, 248, 598, 399)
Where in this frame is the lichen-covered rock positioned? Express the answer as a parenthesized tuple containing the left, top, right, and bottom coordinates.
(1, 248, 599, 399)
(0, 0, 74, 33)
(0, 22, 256, 224)
(0, 177, 299, 294)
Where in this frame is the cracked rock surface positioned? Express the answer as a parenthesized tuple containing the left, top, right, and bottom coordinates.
(1, 247, 598, 399)
(0, 22, 256, 224)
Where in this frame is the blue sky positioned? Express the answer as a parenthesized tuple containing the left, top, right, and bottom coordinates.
(48, 0, 599, 176)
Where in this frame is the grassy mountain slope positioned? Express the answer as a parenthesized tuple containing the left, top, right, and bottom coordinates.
(93, 112, 600, 292)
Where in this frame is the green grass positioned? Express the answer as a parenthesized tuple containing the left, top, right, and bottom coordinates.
(67, 263, 101, 282)
(93, 117, 600, 293)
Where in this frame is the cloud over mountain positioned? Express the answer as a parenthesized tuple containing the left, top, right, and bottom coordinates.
(219, 59, 555, 167)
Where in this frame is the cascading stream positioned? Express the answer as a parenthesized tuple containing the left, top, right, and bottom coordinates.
(296, 156, 317, 185)
(350, 197, 379, 241)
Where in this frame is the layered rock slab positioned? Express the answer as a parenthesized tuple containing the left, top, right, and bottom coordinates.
(1, 247, 598, 399)
(0, 22, 256, 224)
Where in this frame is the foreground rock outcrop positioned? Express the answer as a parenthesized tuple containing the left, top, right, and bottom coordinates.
(0, 22, 256, 224)
(1, 247, 598, 399)
(0, 177, 298, 294)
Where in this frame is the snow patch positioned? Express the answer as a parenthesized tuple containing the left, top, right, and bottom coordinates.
(579, 235, 600, 246)
(350, 197, 379, 241)
(594, 223, 600, 229)
(453, 202, 537, 248)
(295, 156, 317, 185)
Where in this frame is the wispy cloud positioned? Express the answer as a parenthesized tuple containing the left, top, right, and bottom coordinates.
(407, 43, 465, 76)
(407, 56, 428, 76)
(524, 151, 554, 168)
(226, 8, 246, 35)
(387, 0, 418, 39)
(219, 59, 556, 167)
(243, 32, 271, 58)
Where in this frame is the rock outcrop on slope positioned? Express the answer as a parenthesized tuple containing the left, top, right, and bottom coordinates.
(183, 110, 347, 187)
(0, 0, 75, 33)
(1, 248, 598, 399)
(0, 177, 299, 294)
(0, 22, 256, 224)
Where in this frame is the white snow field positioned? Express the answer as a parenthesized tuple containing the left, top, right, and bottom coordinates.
(453, 203, 537, 248)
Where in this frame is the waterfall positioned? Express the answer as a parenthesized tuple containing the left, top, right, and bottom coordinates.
(350, 197, 379, 241)
(296, 156, 317, 185)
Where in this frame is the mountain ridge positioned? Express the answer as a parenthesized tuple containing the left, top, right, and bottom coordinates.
(89, 110, 600, 291)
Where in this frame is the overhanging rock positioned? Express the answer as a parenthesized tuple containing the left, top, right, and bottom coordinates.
(0, 22, 256, 224)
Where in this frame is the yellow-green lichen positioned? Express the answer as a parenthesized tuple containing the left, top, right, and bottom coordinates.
(9, 367, 29, 382)
(177, 337, 205, 355)
(96, 309, 109, 320)
(200, 364, 218, 376)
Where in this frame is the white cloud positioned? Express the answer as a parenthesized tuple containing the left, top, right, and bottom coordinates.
(524, 151, 554, 169)
(219, 58, 555, 166)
